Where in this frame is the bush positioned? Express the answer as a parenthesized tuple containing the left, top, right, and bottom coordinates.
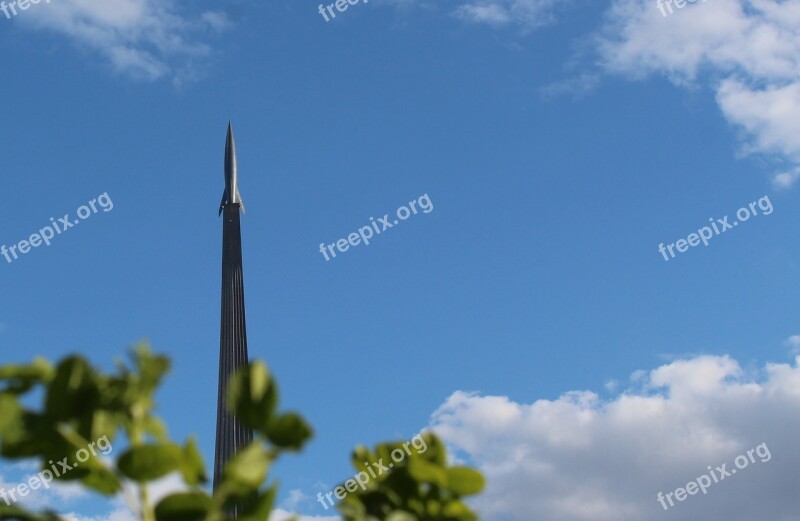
(0, 343, 483, 521)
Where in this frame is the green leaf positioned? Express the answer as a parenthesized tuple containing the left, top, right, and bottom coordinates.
(1, 413, 59, 459)
(0, 357, 53, 380)
(266, 413, 313, 451)
(133, 344, 171, 395)
(91, 410, 119, 443)
(144, 416, 168, 442)
(44, 356, 98, 421)
(418, 434, 447, 466)
(0, 394, 21, 436)
(240, 484, 277, 521)
(118, 444, 183, 481)
(386, 512, 417, 521)
(376, 443, 404, 469)
(445, 467, 485, 496)
(222, 441, 270, 494)
(351, 446, 375, 474)
(423, 498, 441, 517)
(0, 504, 60, 521)
(408, 459, 448, 488)
(227, 362, 278, 433)
(81, 466, 122, 495)
(336, 497, 367, 519)
(155, 492, 214, 521)
(179, 437, 207, 486)
(441, 500, 477, 520)
(49, 427, 106, 482)
(380, 469, 418, 502)
(55, 424, 90, 452)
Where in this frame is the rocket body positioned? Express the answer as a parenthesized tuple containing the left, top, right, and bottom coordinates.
(220, 123, 244, 215)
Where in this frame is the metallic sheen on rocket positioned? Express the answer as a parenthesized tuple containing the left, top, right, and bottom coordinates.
(219, 123, 244, 216)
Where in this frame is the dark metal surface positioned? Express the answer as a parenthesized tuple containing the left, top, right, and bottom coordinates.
(213, 125, 253, 518)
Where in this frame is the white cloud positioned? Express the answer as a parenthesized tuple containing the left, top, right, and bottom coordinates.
(772, 168, 800, 189)
(539, 73, 600, 100)
(785, 335, 800, 352)
(454, 3, 512, 26)
(50, 481, 89, 502)
(269, 508, 339, 521)
(17, 0, 230, 84)
(438, 0, 800, 186)
(597, 0, 800, 186)
(717, 79, 800, 161)
(429, 354, 800, 521)
(453, 0, 562, 28)
(282, 488, 311, 511)
(61, 506, 137, 521)
(201, 11, 233, 33)
(0, 467, 88, 509)
(603, 379, 619, 392)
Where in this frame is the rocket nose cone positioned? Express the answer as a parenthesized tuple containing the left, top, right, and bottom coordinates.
(225, 124, 237, 171)
(226, 124, 235, 153)
(221, 122, 243, 211)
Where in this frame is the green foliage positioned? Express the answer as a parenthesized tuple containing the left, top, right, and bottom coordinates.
(0, 344, 484, 521)
(337, 434, 484, 521)
(118, 444, 185, 482)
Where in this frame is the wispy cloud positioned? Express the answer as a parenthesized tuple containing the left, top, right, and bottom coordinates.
(539, 73, 600, 100)
(772, 167, 800, 190)
(17, 0, 231, 85)
(437, 0, 800, 187)
(281, 488, 310, 511)
(452, 0, 562, 28)
(597, 0, 800, 187)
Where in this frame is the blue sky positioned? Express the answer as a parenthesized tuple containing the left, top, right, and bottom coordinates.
(1, 1, 800, 520)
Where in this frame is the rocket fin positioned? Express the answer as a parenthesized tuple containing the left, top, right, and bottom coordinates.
(219, 190, 227, 216)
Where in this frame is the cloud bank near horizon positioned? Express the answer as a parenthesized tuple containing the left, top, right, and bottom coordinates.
(429, 351, 800, 521)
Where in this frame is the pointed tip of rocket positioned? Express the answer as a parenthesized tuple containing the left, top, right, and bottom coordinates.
(225, 124, 237, 170)
(221, 122, 242, 215)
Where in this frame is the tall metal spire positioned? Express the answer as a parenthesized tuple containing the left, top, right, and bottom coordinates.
(213, 123, 253, 517)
